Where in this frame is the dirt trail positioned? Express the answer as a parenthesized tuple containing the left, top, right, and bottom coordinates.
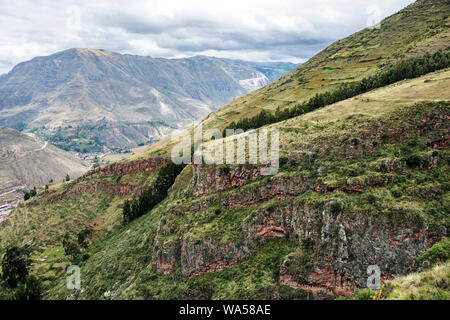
(0, 185, 25, 198)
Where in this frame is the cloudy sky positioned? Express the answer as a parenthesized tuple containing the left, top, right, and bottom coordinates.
(0, 0, 414, 74)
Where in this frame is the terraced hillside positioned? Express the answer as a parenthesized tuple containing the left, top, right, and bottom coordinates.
(0, 0, 448, 300)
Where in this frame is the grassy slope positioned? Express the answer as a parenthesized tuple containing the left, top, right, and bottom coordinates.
(201, 0, 450, 131)
(43, 69, 449, 299)
(138, 0, 450, 159)
(0, 165, 160, 290)
(1, 0, 449, 300)
(378, 262, 449, 300)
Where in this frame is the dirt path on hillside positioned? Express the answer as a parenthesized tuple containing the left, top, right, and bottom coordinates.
(0, 185, 26, 198)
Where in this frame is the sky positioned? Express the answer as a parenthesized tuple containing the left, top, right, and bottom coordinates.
(0, 0, 415, 74)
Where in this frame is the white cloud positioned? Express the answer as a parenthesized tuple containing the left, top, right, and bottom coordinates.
(0, 0, 415, 74)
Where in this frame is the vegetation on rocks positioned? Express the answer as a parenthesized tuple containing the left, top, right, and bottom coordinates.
(1, 0, 449, 301)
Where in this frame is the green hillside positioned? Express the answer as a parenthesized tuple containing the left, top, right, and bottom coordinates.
(199, 0, 450, 132)
(0, 0, 449, 300)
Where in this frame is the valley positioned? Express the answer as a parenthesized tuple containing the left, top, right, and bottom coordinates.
(0, 51, 296, 153)
(0, 0, 448, 302)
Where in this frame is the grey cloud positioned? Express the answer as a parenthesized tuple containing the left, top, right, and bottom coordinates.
(0, 0, 415, 74)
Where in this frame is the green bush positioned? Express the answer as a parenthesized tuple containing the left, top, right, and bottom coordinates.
(354, 289, 375, 300)
(220, 164, 230, 175)
(405, 154, 422, 167)
(331, 201, 344, 213)
(1, 246, 31, 287)
(417, 237, 449, 267)
(391, 188, 402, 198)
(13, 276, 41, 300)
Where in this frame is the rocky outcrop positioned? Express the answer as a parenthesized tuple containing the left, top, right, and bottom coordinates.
(154, 197, 445, 296)
(247, 200, 444, 297)
(24, 158, 168, 206)
(180, 239, 251, 277)
(190, 164, 269, 197)
(85, 158, 168, 178)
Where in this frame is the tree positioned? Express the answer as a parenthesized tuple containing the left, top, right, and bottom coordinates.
(123, 161, 185, 224)
(77, 227, 93, 249)
(13, 275, 41, 300)
(1, 246, 31, 287)
(122, 200, 131, 225)
(65, 174, 71, 182)
(62, 233, 81, 263)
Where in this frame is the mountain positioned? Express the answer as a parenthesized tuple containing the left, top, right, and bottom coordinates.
(0, 0, 449, 300)
(197, 0, 450, 132)
(0, 126, 88, 209)
(0, 50, 296, 152)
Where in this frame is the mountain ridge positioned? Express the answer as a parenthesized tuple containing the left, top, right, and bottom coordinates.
(0, 0, 449, 301)
(0, 49, 296, 152)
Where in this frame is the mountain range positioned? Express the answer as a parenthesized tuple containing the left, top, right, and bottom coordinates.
(0, 50, 296, 152)
(0, 0, 449, 301)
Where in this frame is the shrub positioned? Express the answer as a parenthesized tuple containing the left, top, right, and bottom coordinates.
(220, 164, 230, 175)
(391, 188, 402, 198)
(13, 276, 41, 300)
(1, 246, 31, 287)
(279, 157, 289, 167)
(331, 201, 344, 213)
(367, 193, 378, 205)
(29, 187, 37, 197)
(417, 237, 449, 267)
(354, 289, 375, 300)
(405, 154, 422, 167)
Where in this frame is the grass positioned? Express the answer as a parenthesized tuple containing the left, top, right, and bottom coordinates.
(1, 1, 449, 300)
(378, 262, 450, 300)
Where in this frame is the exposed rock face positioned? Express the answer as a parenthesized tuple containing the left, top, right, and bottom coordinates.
(24, 158, 168, 207)
(180, 239, 251, 277)
(154, 197, 444, 295)
(190, 164, 268, 196)
(86, 158, 168, 177)
(152, 105, 447, 288)
(262, 200, 444, 297)
(153, 141, 445, 296)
